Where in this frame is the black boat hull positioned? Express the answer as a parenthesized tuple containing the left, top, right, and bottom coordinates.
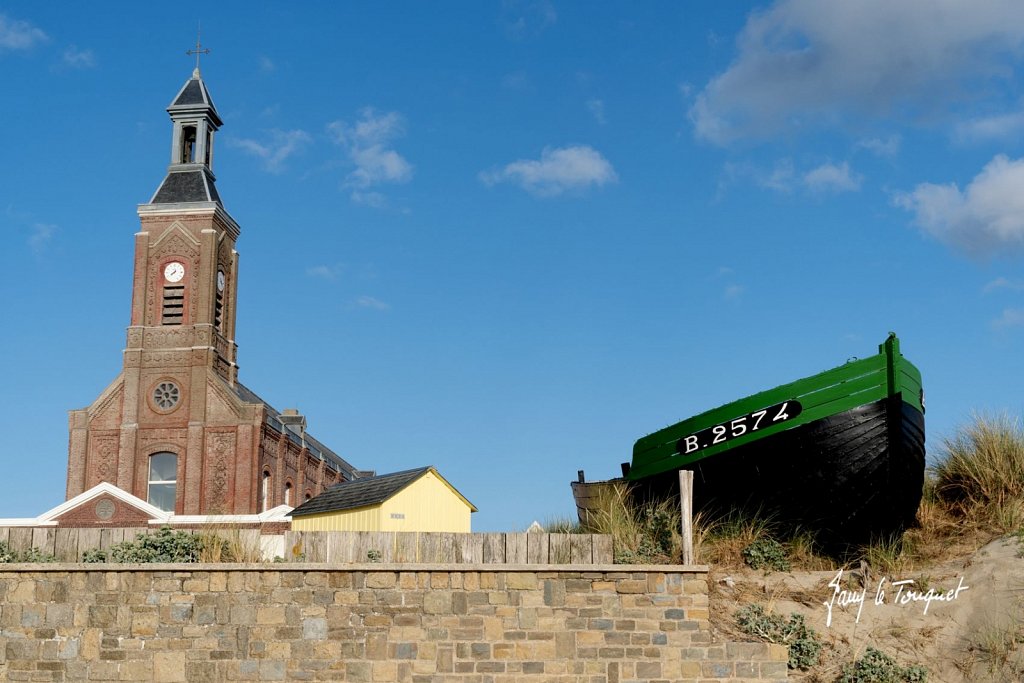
(575, 395, 925, 546)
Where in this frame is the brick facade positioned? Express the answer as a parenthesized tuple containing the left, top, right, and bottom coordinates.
(0, 564, 787, 682)
(64, 70, 353, 522)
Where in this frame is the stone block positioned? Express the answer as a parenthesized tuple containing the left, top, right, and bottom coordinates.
(736, 660, 758, 677)
(372, 661, 397, 681)
(615, 580, 647, 594)
(153, 652, 187, 682)
(491, 571, 528, 591)
(256, 607, 285, 625)
(422, 591, 452, 615)
(184, 662, 218, 683)
(345, 661, 372, 682)
(302, 617, 327, 640)
(727, 641, 768, 659)
(259, 660, 286, 681)
(761, 660, 790, 676)
(365, 573, 396, 589)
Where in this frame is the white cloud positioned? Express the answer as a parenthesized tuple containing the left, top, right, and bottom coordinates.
(895, 155, 1024, 257)
(0, 14, 48, 51)
(721, 159, 794, 193)
(350, 191, 387, 208)
(587, 99, 607, 125)
(61, 45, 95, 69)
(763, 159, 795, 192)
(227, 129, 311, 173)
(690, 0, 1024, 144)
(306, 265, 340, 281)
(723, 158, 860, 193)
(954, 111, 1024, 143)
(803, 161, 862, 193)
(259, 55, 275, 73)
(992, 307, 1024, 329)
(355, 295, 390, 311)
(480, 145, 618, 197)
(501, 0, 557, 40)
(501, 71, 532, 91)
(856, 135, 901, 158)
(28, 223, 55, 253)
(723, 284, 744, 301)
(328, 109, 413, 205)
(984, 277, 1024, 293)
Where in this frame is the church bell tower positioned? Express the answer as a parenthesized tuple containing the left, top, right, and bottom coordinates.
(133, 65, 240, 384)
(66, 59, 356, 521)
(66, 65, 252, 515)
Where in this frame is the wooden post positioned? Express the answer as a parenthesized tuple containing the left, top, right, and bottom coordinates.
(679, 470, 694, 565)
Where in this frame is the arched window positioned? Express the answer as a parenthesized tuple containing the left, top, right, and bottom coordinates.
(148, 452, 177, 512)
(262, 470, 271, 512)
(284, 481, 292, 507)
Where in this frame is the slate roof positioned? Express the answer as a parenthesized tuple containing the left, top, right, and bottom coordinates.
(289, 467, 436, 517)
(168, 71, 222, 126)
(150, 169, 221, 205)
(231, 381, 360, 481)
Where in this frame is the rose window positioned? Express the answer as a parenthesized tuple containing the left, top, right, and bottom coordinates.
(153, 382, 180, 410)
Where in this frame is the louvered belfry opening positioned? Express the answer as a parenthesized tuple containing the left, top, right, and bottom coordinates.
(161, 285, 184, 324)
(214, 287, 224, 331)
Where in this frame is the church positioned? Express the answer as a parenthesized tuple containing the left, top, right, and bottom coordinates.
(59, 65, 362, 525)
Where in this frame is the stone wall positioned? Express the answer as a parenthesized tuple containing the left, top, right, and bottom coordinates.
(0, 564, 788, 682)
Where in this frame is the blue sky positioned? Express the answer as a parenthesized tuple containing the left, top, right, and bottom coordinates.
(3, 2, 1024, 531)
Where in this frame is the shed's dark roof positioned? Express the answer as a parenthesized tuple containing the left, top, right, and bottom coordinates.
(230, 381, 359, 480)
(150, 169, 219, 204)
(289, 467, 433, 517)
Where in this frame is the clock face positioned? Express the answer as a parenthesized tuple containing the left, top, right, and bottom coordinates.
(163, 261, 185, 283)
(217, 270, 226, 292)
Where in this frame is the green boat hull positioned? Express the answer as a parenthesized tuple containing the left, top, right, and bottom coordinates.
(574, 334, 926, 544)
(629, 395, 925, 543)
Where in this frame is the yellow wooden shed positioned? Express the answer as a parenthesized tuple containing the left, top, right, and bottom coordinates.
(288, 466, 477, 532)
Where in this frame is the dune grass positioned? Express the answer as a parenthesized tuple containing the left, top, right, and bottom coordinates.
(932, 413, 1024, 529)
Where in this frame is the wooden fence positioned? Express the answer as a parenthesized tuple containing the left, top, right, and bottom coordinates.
(0, 527, 614, 565)
(0, 527, 264, 563)
(282, 531, 613, 564)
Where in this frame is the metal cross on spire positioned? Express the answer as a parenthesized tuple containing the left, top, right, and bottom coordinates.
(186, 24, 210, 77)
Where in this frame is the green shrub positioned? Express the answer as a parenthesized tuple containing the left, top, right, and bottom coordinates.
(0, 541, 57, 563)
(837, 647, 927, 682)
(742, 537, 791, 571)
(735, 604, 822, 670)
(108, 526, 201, 563)
(82, 548, 108, 563)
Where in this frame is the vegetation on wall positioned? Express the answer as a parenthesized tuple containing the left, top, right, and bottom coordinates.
(0, 541, 56, 563)
(82, 526, 261, 563)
